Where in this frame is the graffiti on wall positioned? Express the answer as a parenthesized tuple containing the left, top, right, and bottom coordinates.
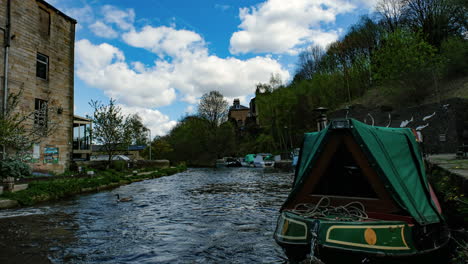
(44, 147, 59, 164)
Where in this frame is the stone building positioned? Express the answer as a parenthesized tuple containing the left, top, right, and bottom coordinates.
(0, 0, 76, 173)
(228, 99, 250, 127)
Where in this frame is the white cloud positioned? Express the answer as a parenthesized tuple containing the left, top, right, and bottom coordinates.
(119, 105, 177, 136)
(101, 5, 135, 31)
(89, 21, 118, 38)
(229, 0, 376, 54)
(123, 26, 204, 58)
(76, 22, 289, 108)
(76, 37, 288, 109)
(63, 5, 94, 24)
(185, 105, 195, 114)
(75, 39, 177, 108)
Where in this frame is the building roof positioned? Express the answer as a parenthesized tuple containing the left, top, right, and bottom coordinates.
(38, 0, 77, 24)
(229, 104, 249, 111)
(74, 115, 92, 122)
(92, 144, 146, 152)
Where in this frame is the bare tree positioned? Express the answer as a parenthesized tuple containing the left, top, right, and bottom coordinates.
(197, 91, 228, 127)
(0, 88, 59, 158)
(297, 45, 325, 79)
(376, 0, 405, 32)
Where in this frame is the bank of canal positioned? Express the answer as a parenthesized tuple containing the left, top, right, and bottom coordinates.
(0, 168, 293, 263)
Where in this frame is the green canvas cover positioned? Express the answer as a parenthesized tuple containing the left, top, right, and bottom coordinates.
(290, 119, 442, 225)
(244, 154, 256, 163)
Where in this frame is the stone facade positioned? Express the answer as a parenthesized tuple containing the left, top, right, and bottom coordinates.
(228, 99, 250, 127)
(0, 0, 76, 173)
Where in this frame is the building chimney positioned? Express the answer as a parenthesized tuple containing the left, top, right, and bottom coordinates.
(233, 99, 240, 108)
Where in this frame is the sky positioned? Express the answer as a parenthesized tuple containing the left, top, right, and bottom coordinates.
(49, 0, 378, 137)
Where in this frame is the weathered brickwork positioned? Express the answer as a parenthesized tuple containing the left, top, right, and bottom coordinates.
(0, 0, 75, 173)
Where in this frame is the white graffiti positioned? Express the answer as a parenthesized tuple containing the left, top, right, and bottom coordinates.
(416, 123, 429, 131)
(423, 112, 436, 121)
(400, 116, 414, 128)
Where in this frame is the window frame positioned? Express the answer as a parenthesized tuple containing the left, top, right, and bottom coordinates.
(36, 53, 49, 80)
(34, 98, 48, 134)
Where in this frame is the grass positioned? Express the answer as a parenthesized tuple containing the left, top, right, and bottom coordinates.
(0, 165, 187, 206)
(428, 167, 468, 264)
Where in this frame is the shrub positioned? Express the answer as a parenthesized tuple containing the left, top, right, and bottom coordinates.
(0, 158, 31, 178)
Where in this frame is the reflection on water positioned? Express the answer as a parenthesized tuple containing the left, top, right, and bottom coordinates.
(0, 168, 293, 263)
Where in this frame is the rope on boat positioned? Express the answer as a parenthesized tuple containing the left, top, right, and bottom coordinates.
(289, 196, 369, 221)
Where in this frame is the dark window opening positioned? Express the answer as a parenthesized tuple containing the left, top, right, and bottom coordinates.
(314, 143, 378, 198)
(36, 53, 48, 79)
(34, 98, 48, 133)
(39, 7, 50, 37)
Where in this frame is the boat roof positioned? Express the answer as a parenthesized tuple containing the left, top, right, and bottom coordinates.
(284, 118, 442, 225)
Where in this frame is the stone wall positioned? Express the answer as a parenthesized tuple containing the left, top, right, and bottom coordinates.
(329, 98, 468, 154)
(0, 0, 76, 173)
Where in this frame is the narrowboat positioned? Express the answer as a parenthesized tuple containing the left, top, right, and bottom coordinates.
(274, 118, 449, 263)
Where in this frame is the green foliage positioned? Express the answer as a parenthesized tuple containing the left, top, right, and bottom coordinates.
(88, 99, 132, 167)
(111, 160, 127, 171)
(440, 37, 468, 78)
(0, 166, 186, 206)
(125, 114, 149, 145)
(0, 159, 31, 178)
(373, 30, 438, 82)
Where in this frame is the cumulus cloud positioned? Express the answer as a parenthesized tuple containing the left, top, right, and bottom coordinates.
(75, 39, 177, 108)
(76, 25, 289, 109)
(229, 0, 376, 54)
(89, 21, 119, 38)
(101, 5, 135, 31)
(123, 26, 204, 58)
(119, 105, 177, 136)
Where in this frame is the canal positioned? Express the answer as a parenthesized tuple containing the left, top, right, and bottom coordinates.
(0, 168, 293, 263)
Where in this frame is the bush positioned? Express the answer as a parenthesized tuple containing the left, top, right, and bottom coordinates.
(0, 158, 31, 178)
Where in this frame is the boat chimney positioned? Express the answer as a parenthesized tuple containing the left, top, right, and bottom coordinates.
(315, 107, 328, 131)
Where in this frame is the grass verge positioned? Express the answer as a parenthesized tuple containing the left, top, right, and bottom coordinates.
(0, 165, 186, 207)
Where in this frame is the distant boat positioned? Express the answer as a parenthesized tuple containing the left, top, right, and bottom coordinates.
(224, 157, 242, 167)
(253, 153, 275, 168)
(274, 119, 449, 263)
(241, 154, 256, 167)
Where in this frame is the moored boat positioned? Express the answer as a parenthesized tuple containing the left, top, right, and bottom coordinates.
(253, 153, 275, 168)
(274, 118, 449, 263)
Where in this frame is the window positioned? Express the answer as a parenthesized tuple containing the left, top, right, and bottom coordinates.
(39, 7, 50, 37)
(34, 99, 48, 132)
(36, 53, 48, 79)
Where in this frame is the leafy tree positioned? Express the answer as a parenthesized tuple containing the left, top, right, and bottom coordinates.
(125, 114, 149, 145)
(142, 136, 173, 160)
(197, 91, 228, 127)
(88, 99, 129, 167)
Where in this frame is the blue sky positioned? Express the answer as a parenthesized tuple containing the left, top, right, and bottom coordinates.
(50, 0, 377, 136)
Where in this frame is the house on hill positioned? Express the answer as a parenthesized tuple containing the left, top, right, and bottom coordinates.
(228, 99, 249, 127)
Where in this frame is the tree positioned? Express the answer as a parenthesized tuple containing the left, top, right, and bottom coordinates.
(125, 114, 149, 145)
(377, 0, 405, 33)
(197, 91, 228, 127)
(89, 99, 129, 167)
(0, 89, 58, 159)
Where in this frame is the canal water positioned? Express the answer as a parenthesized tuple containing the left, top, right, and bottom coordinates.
(0, 168, 294, 263)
